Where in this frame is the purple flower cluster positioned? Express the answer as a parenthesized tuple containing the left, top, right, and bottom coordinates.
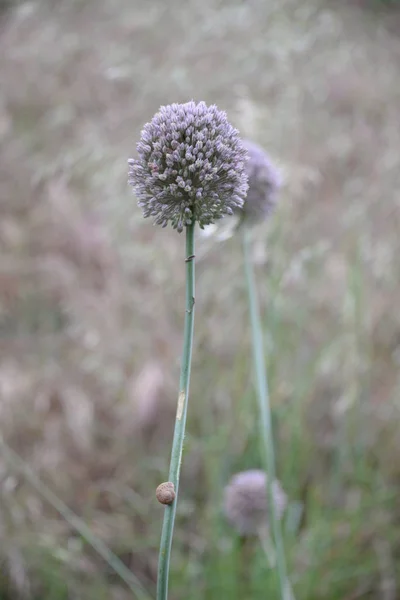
(129, 101, 248, 232)
(238, 140, 281, 225)
(223, 469, 287, 536)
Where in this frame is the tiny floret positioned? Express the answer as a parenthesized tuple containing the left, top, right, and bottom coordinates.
(223, 469, 287, 536)
(128, 101, 248, 232)
(238, 140, 281, 225)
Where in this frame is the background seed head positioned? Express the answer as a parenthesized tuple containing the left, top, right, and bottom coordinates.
(128, 101, 249, 232)
(223, 469, 287, 536)
(238, 140, 282, 226)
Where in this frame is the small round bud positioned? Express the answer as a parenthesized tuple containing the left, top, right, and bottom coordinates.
(156, 481, 176, 505)
(223, 470, 287, 536)
(128, 101, 249, 232)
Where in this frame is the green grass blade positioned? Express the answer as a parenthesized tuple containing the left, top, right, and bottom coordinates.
(0, 437, 151, 600)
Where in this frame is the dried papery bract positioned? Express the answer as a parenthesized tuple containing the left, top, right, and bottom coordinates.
(238, 139, 281, 226)
(129, 101, 248, 600)
(128, 101, 248, 232)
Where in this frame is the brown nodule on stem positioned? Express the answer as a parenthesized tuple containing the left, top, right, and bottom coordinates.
(156, 482, 176, 505)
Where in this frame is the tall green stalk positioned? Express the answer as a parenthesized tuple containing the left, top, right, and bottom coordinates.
(157, 221, 196, 600)
(242, 227, 292, 600)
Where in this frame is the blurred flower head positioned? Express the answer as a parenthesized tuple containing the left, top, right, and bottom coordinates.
(128, 101, 249, 232)
(238, 140, 281, 226)
(223, 469, 287, 536)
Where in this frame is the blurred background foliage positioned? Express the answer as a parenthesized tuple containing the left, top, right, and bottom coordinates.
(0, 0, 399, 598)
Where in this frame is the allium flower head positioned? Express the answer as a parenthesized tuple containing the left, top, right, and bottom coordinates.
(128, 101, 249, 232)
(238, 140, 281, 225)
(223, 469, 287, 536)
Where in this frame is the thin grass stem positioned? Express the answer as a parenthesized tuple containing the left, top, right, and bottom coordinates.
(157, 221, 196, 600)
(242, 227, 293, 600)
(0, 437, 151, 600)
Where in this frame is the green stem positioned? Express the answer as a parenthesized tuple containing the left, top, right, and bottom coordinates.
(242, 228, 293, 600)
(157, 222, 196, 600)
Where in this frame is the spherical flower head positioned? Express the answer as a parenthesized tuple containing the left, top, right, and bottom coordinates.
(128, 101, 249, 232)
(223, 469, 287, 536)
(238, 140, 282, 226)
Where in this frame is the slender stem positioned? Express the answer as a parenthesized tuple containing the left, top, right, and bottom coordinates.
(0, 437, 150, 600)
(242, 228, 293, 600)
(157, 222, 196, 600)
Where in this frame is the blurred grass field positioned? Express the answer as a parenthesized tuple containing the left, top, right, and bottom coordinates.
(1, 0, 400, 598)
